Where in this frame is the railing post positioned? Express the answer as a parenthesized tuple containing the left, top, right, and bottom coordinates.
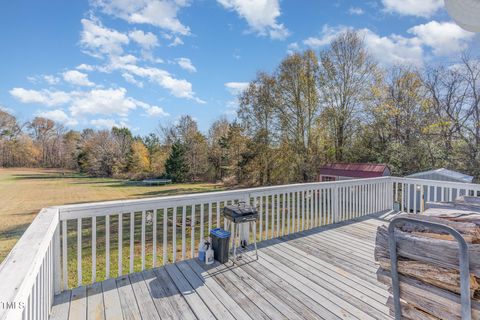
(333, 186, 339, 223)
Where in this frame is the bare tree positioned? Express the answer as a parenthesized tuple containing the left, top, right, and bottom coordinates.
(319, 31, 377, 161)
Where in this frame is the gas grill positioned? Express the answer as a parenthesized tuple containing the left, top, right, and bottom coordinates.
(223, 202, 259, 263)
(223, 204, 259, 223)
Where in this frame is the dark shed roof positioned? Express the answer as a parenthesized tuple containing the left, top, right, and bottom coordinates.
(319, 163, 389, 179)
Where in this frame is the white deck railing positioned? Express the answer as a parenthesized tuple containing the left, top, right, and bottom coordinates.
(5, 175, 478, 319)
(391, 177, 480, 214)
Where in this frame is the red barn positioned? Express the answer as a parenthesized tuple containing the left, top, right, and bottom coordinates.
(319, 163, 390, 182)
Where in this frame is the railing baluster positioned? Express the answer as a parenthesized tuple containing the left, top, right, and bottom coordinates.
(118, 213, 123, 276)
(129, 212, 134, 273)
(153, 209, 157, 267)
(281, 193, 285, 236)
(286, 192, 291, 234)
(173, 207, 177, 262)
(308, 189, 315, 229)
(208, 202, 212, 233)
(265, 195, 269, 239)
(163, 208, 167, 265)
(77, 218, 82, 286)
(200, 203, 204, 244)
(92, 216, 96, 283)
(191, 205, 196, 258)
(62, 220, 67, 290)
(406, 184, 410, 213)
(413, 184, 417, 214)
(182, 206, 187, 260)
(276, 193, 280, 237)
(259, 197, 263, 241)
(302, 190, 306, 230)
(271, 195, 275, 238)
(141, 211, 146, 270)
(216, 201, 220, 229)
(106, 215, 110, 279)
(291, 192, 296, 232)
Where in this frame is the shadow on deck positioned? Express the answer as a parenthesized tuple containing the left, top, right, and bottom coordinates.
(50, 212, 396, 320)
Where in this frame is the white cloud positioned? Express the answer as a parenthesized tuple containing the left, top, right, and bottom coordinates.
(348, 7, 364, 15)
(63, 70, 95, 87)
(360, 29, 424, 67)
(10, 88, 71, 106)
(303, 25, 349, 48)
(287, 42, 299, 54)
(43, 75, 60, 85)
(225, 81, 249, 95)
(382, 0, 443, 18)
(176, 57, 196, 72)
(94, 0, 191, 35)
(112, 61, 204, 102)
(76, 64, 94, 71)
(130, 98, 169, 117)
(217, 0, 290, 40)
(11, 86, 168, 122)
(302, 25, 424, 66)
(90, 118, 121, 129)
(80, 17, 129, 58)
(37, 109, 78, 126)
(167, 36, 184, 47)
(408, 21, 475, 56)
(144, 105, 169, 117)
(129, 29, 159, 50)
(122, 73, 144, 87)
(26, 75, 60, 85)
(69, 88, 137, 117)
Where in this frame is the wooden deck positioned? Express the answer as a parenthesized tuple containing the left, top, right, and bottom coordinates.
(50, 214, 392, 320)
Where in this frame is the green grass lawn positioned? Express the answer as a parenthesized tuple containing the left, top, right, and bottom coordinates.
(0, 168, 224, 263)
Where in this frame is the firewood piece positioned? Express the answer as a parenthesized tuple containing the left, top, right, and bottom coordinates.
(377, 269, 480, 320)
(398, 214, 480, 243)
(386, 296, 440, 320)
(455, 196, 480, 207)
(378, 257, 479, 296)
(375, 225, 480, 276)
(425, 202, 480, 225)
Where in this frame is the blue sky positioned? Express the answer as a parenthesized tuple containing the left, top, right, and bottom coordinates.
(0, 0, 478, 135)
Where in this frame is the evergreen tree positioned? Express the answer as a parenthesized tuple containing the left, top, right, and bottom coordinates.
(165, 141, 189, 182)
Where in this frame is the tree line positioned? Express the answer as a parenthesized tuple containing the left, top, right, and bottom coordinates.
(1, 31, 479, 184)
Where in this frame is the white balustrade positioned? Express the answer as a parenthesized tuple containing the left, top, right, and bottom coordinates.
(1, 176, 440, 319)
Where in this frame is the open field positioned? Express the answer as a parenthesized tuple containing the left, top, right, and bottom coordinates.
(0, 168, 224, 263)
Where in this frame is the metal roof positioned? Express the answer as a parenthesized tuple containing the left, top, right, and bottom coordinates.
(406, 168, 474, 183)
(319, 163, 389, 178)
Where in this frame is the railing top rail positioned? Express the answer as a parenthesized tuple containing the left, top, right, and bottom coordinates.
(56, 176, 391, 219)
(0, 207, 58, 320)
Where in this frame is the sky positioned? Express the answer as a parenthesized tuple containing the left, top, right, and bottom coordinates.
(0, 0, 478, 135)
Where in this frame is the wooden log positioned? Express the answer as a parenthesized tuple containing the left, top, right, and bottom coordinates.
(425, 202, 480, 225)
(455, 196, 480, 207)
(377, 269, 480, 320)
(375, 225, 480, 276)
(398, 214, 480, 243)
(377, 257, 479, 296)
(386, 296, 440, 320)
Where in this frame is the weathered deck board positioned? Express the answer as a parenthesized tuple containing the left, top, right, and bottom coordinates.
(50, 215, 393, 320)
